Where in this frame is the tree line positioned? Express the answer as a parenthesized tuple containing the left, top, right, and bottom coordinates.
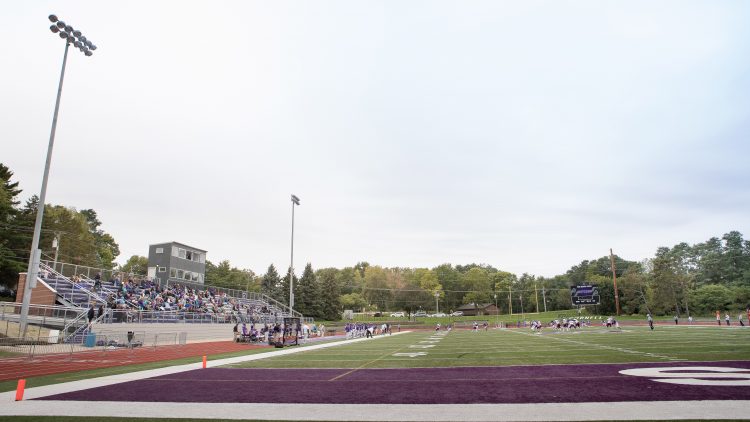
(2, 162, 748, 318)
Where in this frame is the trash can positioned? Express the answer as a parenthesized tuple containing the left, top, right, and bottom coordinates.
(85, 332, 96, 347)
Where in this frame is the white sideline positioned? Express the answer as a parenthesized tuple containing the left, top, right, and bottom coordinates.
(0, 331, 410, 402)
(1, 400, 748, 420)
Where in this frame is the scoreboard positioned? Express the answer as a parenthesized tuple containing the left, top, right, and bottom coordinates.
(570, 285, 600, 305)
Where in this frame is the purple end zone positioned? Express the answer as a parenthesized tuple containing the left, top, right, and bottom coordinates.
(38, 361, 750, 404)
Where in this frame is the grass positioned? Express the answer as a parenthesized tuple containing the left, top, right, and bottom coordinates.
(0, 350, 21, 358)
(228, 325, 750, 369)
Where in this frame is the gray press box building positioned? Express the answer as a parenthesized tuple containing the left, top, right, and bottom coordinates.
(147, 242, 207, 286)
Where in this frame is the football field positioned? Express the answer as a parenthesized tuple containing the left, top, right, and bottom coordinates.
(227, 325, 750, 368)
(1, 325, 749, 421)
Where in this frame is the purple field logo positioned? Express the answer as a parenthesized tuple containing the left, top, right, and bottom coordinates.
(620, 366, 750, 386)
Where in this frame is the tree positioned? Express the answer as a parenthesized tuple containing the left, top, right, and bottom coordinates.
(205, 259, 257, 291)
(689, 285, 733, 314)
(0, 164, 25, 288)
(80, 209, 120, 269)
(317, 268, 342, 320)
(340, 293, 367, 312)
(261, 264, 282, 301)
(433, 264, 461, 312)
(492, 271, 517, 314)
(120, 255, 148, 275)
(295, 263, 320, 317)
(462, 267, 491, 313)
(363, 266, 392, 310)
(279, 267, 298, 307)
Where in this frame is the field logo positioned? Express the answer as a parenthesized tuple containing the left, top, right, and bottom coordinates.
(620, 366, 750, 386)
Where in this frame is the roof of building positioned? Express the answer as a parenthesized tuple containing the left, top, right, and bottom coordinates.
(149, 241, 207, 253)
(456, 303, 494, 310)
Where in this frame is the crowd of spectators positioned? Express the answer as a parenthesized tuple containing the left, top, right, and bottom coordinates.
(101, 276, 278, 322)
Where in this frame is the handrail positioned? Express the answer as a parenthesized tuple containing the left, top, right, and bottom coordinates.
(40, 258, 146, 279)
(40, 263, 106, 306)
(61, 309, 89, 342)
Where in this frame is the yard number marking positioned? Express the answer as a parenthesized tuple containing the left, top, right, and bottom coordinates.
(620, 366, 750, 386)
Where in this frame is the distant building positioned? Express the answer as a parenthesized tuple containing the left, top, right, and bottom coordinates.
(456, 303, 499, 316)
(147, 242, 207, 286)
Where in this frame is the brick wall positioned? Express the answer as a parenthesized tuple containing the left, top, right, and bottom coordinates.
(14, 273, 57, 307)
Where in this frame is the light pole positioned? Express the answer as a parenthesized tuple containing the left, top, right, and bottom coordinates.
(434, 291, 439, 314)
(19, 15, 97, 336)
(494, 293, 498, 327)
(288, 194, 300, 316)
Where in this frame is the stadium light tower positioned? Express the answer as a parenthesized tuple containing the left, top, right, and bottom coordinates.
(19, 14, 97, 336)
(288, 195, 300, 315)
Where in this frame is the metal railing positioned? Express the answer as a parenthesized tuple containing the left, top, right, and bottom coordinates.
(39, 263, 107, 306)
(0, 329, 186, 361)
(41, 259, 146, 283)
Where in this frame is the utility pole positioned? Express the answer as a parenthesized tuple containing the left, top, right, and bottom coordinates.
(534, 284, 540, 313)
(542, 285, 547, 313)
(610, 248, 620, 316)
(508, 286, 512, 315)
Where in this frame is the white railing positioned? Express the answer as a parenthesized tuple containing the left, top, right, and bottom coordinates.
(39, 263, 106, 306)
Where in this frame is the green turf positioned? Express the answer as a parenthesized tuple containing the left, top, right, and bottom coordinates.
(0, 350, 21, 358)
(227, 326, 750, 369)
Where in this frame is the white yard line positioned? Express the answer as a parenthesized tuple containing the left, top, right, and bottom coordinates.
(508, 329, 686, 361)
(0, 331, 411, 402)
(0, 400, 747, 420)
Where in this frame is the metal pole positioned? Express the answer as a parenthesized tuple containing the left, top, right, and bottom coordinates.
(289, 200, 295, 314)
(542, 286, 547, 313)
(609, 248, 620, 316)
(494, 294, 498, 327)
(508, 286, 512, 315)
(435, 291, 439, 314)
(52, 233, 60, 272)
(20, 40, 70, 337)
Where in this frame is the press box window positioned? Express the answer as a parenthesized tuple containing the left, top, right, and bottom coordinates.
(156, 248, 164, 254)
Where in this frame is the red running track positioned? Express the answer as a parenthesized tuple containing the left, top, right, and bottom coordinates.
(0, 341, 267, 382)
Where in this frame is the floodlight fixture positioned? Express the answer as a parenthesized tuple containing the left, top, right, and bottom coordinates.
(50, 25, 59, 33)
(73, 30, 81, 37)
(49, 14, 58, 23)
(56, 21, 65, 29)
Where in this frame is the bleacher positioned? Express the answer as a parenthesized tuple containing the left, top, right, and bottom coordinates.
(33, 261, 307, 344)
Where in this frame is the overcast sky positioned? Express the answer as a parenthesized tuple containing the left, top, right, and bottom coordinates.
(2, 1, 749, 277)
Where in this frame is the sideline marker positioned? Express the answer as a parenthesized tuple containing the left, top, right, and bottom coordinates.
(15, 379, 25, 401)
(202, 355, 207, 368)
